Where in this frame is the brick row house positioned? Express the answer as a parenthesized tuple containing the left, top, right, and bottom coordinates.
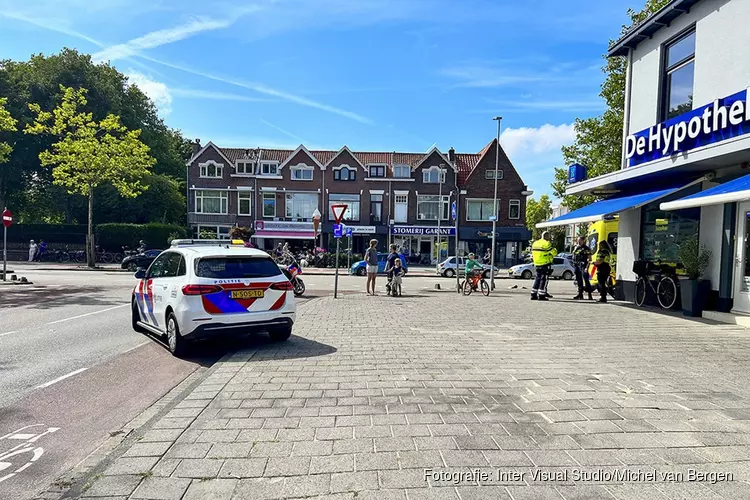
(186, 140, 532, 266)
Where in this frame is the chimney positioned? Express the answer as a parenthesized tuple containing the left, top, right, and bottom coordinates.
(192, 138, 201, 156)
(448, 147, 456, 164)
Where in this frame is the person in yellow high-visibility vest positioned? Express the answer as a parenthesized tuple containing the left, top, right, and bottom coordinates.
(530, 231, 557, 301)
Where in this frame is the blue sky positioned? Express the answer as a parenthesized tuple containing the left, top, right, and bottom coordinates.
(0, 0, 635, 200)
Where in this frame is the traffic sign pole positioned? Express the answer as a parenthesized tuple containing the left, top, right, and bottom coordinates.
(2, 208, 12, 281)
(330, 205, 348, 299)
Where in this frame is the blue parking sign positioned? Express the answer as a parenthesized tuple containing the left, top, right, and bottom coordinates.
(346, 227, 353, 237)
(451, 201, 457, 220)
(333, 224, 343, 238)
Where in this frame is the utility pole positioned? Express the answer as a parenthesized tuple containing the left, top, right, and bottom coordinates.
(490, 117, 502, 292)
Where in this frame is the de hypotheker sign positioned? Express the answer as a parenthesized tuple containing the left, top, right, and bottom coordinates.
(626, 88, 750, 167)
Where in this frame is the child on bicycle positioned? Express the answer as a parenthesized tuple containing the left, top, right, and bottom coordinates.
(465, 253, 483, 288)
(386, 258, 405, 297)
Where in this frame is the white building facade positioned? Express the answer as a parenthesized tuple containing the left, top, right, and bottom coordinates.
(543, 0, 750, 314)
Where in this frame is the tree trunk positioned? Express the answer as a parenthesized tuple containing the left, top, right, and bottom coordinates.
(87, 189, 95, 268)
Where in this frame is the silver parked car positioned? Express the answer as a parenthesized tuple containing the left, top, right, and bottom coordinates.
(436, 256, 499, 279)
(508, 257, 576, 280)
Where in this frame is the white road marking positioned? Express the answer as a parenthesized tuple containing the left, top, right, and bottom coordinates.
(122, 341, 149, 354)
(35, 368, 88, 389)
(0, 331, 16, 338)
(47, 304, 128, 325)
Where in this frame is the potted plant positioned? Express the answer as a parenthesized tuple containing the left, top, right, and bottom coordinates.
(676, 235, 711, 317)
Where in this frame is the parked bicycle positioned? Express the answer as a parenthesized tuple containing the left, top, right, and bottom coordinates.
(633, 259, 680, 309)
(462, 270, 490, 296)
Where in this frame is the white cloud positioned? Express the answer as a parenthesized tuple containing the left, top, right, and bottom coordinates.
(487, 99, 604, 113)
(126, 71, 172, 115)
(500, 123, 575, 159)
(171, 88, 270, 102)
(93, 16, 237, 62)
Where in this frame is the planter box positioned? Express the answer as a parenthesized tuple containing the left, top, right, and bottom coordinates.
(680, 279, 711, 317)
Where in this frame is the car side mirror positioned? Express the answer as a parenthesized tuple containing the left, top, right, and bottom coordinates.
(134, 268, 147, 279)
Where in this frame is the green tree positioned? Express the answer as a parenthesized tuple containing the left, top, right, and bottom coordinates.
(526, 195, 553, 240)
(552, 0, 672, 210)
(0, 49, 190, 222)
(0, 96, 17, 207)
(26, 86, 156, 266)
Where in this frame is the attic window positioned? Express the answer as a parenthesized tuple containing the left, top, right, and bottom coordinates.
(393, 165, 410, 178)
(485, 170, 504, 180)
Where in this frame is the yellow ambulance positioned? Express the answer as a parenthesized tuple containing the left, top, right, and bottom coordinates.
(586, 218, 618, 288)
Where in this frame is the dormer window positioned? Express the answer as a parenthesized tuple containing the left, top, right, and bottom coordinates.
(334, 166, 356, 181)
(393, 165, 411, 178)
(199, 160, 223, 178)
(259, 162, 279, 176)
(236, 161, 255, 175)
(422, 166, 446, 184)
(291, 164, 314, 181)
(368, 165, 386, 178)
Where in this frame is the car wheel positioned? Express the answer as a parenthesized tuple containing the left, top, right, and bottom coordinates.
(445, 269, 455, 278)
(562, 270, 574, 280)
(356, 267, 366, 276)
(131, 299, 145, 333)
(269, 326, 292, 342)
(166, 312, 187, 357)
(127, 262, 138, 272)
(521, 270, 533, 279)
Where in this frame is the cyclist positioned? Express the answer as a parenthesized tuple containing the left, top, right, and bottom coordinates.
(594, 241, 613, 303)
(465, 253, 483, 289)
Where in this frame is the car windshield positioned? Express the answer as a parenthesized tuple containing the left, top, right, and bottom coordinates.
(195, 256, 283, 279)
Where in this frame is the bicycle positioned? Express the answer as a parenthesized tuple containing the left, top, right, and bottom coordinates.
(462, 269, 490, 296)
(633, 260, 680, 309)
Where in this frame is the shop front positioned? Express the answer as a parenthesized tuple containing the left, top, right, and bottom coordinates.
(321, 223, 386, 254)
(391, 226, 455, 265)
(253, 220, 316, 252)
(458, 227, 531, 268)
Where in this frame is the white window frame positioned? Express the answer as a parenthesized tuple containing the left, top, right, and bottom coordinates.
(262, 192, 276, 218)
(509, 199, 521, 220)
(259, 161, 279, 176)
(328, 193, 361, 222)
(333, 165, 356, 181)
(291, 164, 314, 181)
(235, 161, 255, 175)
(238, 191, 252, 216)
(199, 160, 223, 179)
(394, 192, 408, 223)
(285, 192, 319, 219)
(194, 190, 228, 214)
(393, 165, 411, 178)
(422, 166, 446, 184)
(485, 170, 504, 180)
(367, 164, 387, 178)
(465, 198, 496, 222)
(195, 225, 232, 240)
(417, 195, 450, 221)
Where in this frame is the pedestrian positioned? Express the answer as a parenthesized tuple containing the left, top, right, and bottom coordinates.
(594, 241, 613, 303)
(530, 231, 557, 301)
(387, 258, 405, 296)
(365, 239, 379, 295)
(28, 240, 37, 262)
(35, 239, 47, 262)
(137, 240, 147, 254)
(483, 248, 491, 264)
(275, 243, 283, 259)
(384, 244, 400, 295)
(572, 235, 593, 300)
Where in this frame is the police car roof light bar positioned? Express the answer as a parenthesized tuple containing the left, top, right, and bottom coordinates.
(171, 239, 235, 247)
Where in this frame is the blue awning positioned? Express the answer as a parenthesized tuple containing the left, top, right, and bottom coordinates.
(661, 174, 750, 211)
(537, 187, 682, 229)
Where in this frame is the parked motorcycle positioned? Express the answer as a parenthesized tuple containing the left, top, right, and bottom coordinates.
(280, 253, 305, 297)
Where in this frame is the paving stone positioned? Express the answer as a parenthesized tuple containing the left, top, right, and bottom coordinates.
(454, 435, 499, 450)
(405, 487, 460, 499)
(310, 454, 355, 474)
(173, 458, 224, 478)
(264, 456, 311, 476)
(454, 485, 513, 499)
(232, 477, 286, 500)
(333, 438, 374, 454)
(282, 473, 331, 497)
(441, 450, 489, 466)
(374, 437, 417, 452)
(83, 475, 142, 497)
(397, 450, 445, 468)
(291, 440, 334, 456)
(103, 457, 160, 476)
(482, 450, 534, 466)
(123, 442, 173, 458)
(218, 458, 268, 478)
(378, 468, 427, 489)
(206, 443, 254, 459)
(355, 452, 399, 470)
(414, 437, 458, 451)
(330, 470, 379, 493)
(131, 476, 191, 500)
(182, 478, 238, 500)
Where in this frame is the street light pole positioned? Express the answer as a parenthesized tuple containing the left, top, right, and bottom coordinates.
(490, 117, 502, 293)
(437, 163, 444, 267)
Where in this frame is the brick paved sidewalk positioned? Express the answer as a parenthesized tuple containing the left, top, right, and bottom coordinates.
(74, 291, 750, 499)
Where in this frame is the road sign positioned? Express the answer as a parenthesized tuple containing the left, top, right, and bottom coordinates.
(333, 224, 343, 238)
(2, 209, 11, 228)
(488, 215, 497, 222)
(331, 204, 348, 224)
(451, 201, 457, 220)
(346, 227, 353, 237)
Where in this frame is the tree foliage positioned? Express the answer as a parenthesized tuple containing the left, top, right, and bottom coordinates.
(0, 97, 16, 165)
(26, 85, 156, 266)
(551, 0, 672, 210)
(525, 195, 553, 240)
(0, 49, 190, 221)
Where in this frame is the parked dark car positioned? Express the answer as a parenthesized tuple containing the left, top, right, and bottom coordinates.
(121, 249, 163, 271)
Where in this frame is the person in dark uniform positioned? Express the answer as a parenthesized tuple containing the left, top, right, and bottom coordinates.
(594, 241, 612, 303)
(572, 236, 593, 300)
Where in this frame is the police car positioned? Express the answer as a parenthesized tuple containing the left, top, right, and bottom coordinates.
(131, 240, 296, 356)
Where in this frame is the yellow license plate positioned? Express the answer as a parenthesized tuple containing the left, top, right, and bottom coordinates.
(230, 289, 264, 299)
